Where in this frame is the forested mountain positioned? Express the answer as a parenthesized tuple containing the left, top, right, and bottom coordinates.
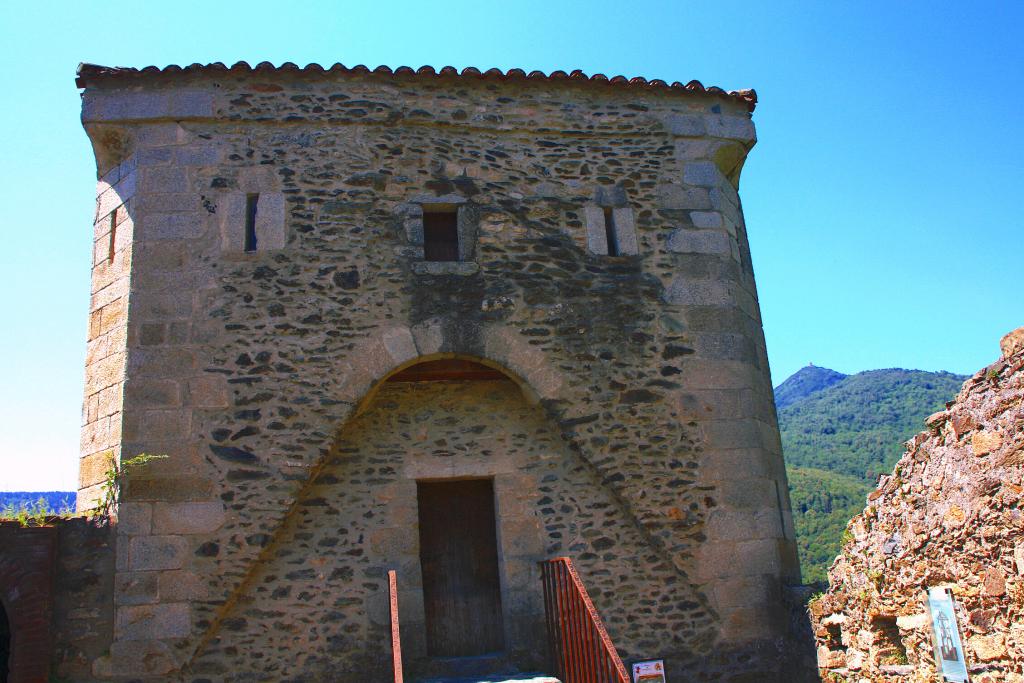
(778, 367, 966, 584)
(780, 368, 966, 482)
(774, 365, 847, 409)
(786, 467, 869, 584)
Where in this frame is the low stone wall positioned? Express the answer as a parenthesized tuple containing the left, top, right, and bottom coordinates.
(811, 327, 1024, 682)
(0, 518, 114, 683)
(51, 518, 116, 682)
(0, 522, 57, 683)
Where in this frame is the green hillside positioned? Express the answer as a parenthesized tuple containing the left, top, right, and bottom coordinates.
(780, 369, 966, 483)
(778, 367, 966, 585)
(787, 467, 869, 584)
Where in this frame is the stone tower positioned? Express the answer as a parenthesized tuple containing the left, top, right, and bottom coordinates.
(76, 61, 803, 681)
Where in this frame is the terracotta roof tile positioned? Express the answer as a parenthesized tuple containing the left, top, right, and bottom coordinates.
(75, 62, 756, 111)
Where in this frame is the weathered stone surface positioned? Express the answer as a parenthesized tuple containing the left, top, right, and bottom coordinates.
(50, 519, 116, 681)
(982, 567, 1006, 597)
(811, 328, 1024, 681)
(158, 570, 208, 601)
(663, 277, 733, 306)
(117, 502, 152, 535)
(895, 613, 928, 630)
(96, 639, 178, 677)
(971, 634, 1007, 662)
(128, 535, 188, 571)
(583, 204, 608, 255)
(410, 261, 480, 276)
(684, 161, 724, 187)
(152, 502, 225, 535)
(705, 115, 757, 142)
(972, 429, 1003, 456)
(116, 602, 190, 640)
(663, 113, 706, 137)
(1000, 326, 1024, 359)
(114, 571, 159, 606)
(666, 228, 730, 255)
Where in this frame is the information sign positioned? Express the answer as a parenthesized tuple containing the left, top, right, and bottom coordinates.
(632, 660, 666, 683)
(927, 586, 969, 682)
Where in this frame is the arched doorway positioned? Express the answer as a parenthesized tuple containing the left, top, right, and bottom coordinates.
(194, 353, 704, 680)
(387, 359, 510, 658)
(0, 600, 10, 683)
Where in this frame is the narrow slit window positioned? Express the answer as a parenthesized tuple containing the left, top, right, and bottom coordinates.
(423, 209, 459, 262)
(108, 211, 117, 263)
(603, 207, 619, 256)
(244, 193, 260, 252)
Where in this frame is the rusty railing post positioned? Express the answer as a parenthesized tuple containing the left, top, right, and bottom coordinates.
(388, 569, 403, 683)
(538, 557, 629, 683)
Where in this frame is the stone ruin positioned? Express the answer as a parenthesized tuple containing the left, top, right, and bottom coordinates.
(3, 61, 815, 682)
(811, 327, 1024, 682)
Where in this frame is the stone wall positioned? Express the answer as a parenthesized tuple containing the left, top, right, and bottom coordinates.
(189, 378, 712, 677)
(811, 327, 1024, 682)
(78, 150, 137, 510)
(51, 518, 116, 682)
(76, 65, 805, 681)
(0, 518, 114, 683)
(0, 523, 56, 682)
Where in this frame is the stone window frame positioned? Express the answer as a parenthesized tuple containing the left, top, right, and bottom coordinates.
(221, 191, 286, 254)
(584, 204, 638, 256)
(401, 194, 480, 275)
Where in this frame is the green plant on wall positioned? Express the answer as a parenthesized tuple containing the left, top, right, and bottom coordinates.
(0, 496, 73, 526)
(97, 453, 168, 517)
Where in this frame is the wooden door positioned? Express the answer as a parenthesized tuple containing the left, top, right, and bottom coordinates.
(417, 479, 504, 657)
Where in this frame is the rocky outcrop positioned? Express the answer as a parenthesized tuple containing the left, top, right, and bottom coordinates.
(811, 327, 1024, 682)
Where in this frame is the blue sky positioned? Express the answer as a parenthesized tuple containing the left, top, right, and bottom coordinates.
(1, 0, 1021, 490)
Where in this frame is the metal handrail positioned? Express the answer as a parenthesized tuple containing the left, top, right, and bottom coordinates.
(539, 557, 629, 683)
(388, 569, 404, 683)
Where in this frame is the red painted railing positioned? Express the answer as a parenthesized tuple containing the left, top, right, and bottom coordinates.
(388, 569, 404, 683)
(539, 557, 629, 683)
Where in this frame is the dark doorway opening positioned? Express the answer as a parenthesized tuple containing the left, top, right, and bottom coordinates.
(1, 600, 10, 683)
(417, 479, 504, 657)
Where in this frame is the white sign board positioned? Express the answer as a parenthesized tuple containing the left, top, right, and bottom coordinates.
(927, 587, 969, 682)
(632, 660, 666, 683)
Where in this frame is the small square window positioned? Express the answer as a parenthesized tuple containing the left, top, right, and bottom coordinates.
(423, 209, 460, 262)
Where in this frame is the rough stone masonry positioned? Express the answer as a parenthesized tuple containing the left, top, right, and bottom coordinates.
(70, 61, 808, 682)
(811, 327, 1024, 682)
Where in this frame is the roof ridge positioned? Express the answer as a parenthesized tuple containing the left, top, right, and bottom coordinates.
(75, 62, 756, 111)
